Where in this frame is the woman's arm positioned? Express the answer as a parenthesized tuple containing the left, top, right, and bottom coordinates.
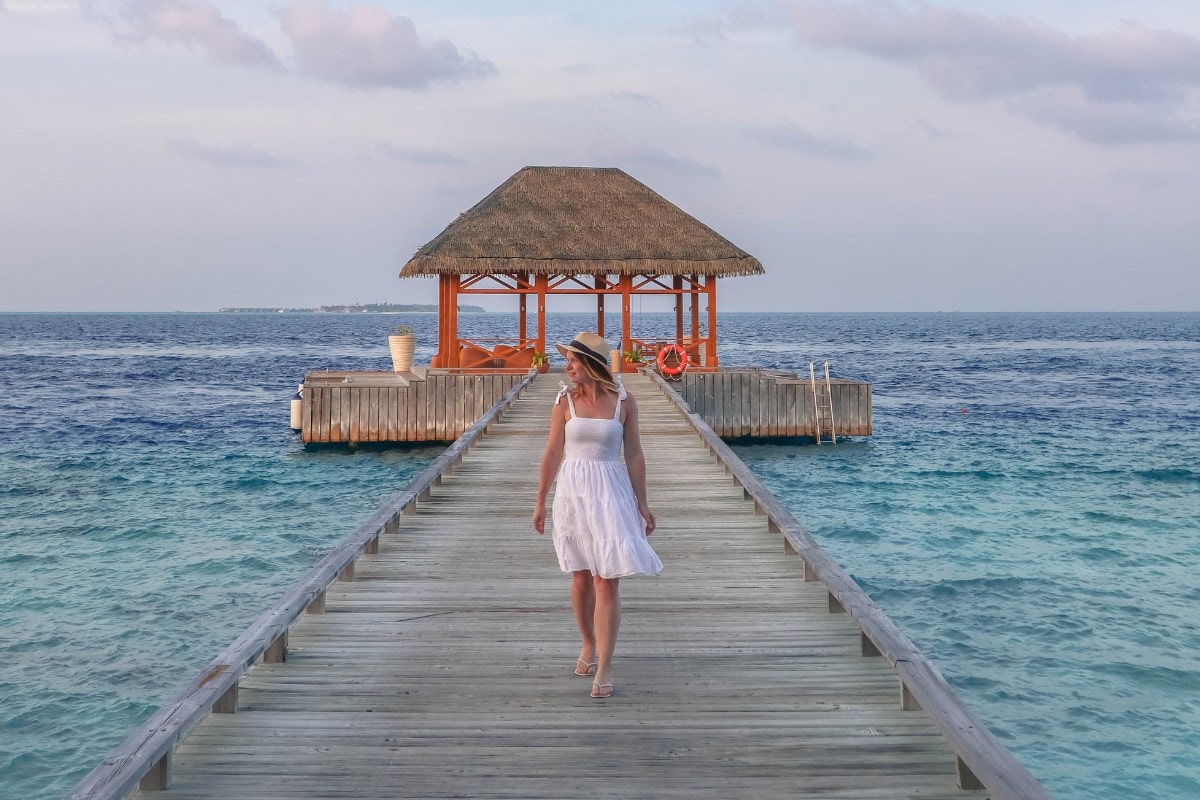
(621, 393, 657, 535)
(533, 399, 568, 534)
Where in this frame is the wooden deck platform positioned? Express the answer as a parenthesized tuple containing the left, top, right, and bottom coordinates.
(675, 369, 871, 439)
(301, 367, 871, 444)
(301, 369, 527, 444)
(71, 373, 1046, 800)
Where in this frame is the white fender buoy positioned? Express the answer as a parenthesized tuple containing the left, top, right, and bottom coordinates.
(289, 384, 303, 431)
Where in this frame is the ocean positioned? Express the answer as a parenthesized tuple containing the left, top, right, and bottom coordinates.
(1, 311, 1197, 799)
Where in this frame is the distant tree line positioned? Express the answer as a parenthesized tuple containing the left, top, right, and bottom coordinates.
(219, 303, 486, 313)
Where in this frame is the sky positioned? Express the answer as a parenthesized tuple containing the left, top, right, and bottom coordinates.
(1, 0, 1198, 312)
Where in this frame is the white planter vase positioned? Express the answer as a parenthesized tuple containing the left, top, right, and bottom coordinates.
(388, 335, 416, 373)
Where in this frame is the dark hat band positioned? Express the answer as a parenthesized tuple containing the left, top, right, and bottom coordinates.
(567, 339, 609, 371)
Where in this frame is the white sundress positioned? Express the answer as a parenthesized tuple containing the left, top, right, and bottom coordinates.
(550, 381, 663, 579)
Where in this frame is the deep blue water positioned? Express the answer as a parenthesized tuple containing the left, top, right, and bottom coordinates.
(1, 312, 1197, 800)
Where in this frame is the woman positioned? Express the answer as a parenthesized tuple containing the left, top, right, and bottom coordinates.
(533, 332, 662, 699)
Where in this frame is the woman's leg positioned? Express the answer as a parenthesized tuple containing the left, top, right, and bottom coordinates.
(592, 576, 621, 690)
(571, 570, 597, 669)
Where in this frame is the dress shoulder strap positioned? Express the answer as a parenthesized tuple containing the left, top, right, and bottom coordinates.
(613, 377, 626, 419)
(554, 381, 575, 418)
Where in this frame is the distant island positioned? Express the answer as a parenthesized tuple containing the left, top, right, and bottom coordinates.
(218, 303, 485, 313)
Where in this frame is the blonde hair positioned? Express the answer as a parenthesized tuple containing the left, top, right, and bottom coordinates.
(575, 354, 617, 393)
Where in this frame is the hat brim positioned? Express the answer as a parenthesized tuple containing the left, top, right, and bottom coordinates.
(556, 341, 613, 377)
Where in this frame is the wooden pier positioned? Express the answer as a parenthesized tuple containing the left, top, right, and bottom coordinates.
(70, 373, 1046, 800)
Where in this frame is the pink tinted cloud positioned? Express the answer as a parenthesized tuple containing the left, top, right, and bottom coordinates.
(276, 0, 495, 89)
(113, 0, 280, 67)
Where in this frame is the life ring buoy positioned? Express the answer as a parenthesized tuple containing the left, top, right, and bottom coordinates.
(656, 344, 689, 379)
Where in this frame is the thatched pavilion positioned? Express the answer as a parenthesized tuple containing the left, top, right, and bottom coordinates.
(400, 166, 763, 372)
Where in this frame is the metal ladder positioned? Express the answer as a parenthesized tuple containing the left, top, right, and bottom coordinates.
(809, 360, 837, 444)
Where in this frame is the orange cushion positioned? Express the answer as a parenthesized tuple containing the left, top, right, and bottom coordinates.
(504, 347, 535, 369)
(460, 344, 499, 369)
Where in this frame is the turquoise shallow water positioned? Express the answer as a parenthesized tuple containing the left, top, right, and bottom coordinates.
(1, 311, 1197, 799)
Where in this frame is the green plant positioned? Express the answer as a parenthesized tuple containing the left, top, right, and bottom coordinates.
(531, 351, 549, 366)
(623, 349, 644, 364)
(391, 323, 414, 337)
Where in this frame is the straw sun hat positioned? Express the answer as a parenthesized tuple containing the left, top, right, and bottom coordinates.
(556, 331, 614, 382)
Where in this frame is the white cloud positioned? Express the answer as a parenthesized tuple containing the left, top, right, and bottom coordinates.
(745, 123, 872, 160)
(588, 136, 719, 178)
(1012, 86, 1200, 144)
(106, 0, 280, 67)
(167, 138, 296, 167)
(2, 0, 79, 13)
(375, 144, 465, 165)
(275, 0, 496, 89)
(610, 91, 661, 107)
(762, 0, 1200, 145)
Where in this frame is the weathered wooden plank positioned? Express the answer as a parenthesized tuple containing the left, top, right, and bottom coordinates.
(300, 389, 314, 444)
(367, 388, 378, 442)
(715, 371, 727, 437)
(414, 377, 427, 442)
(447, 374, 457, 440)
(328, 383, 343, 441)
(324, 387, 337, 443)
(403, 385, 415, 441)
(749, 372, 758, 437)
(367, 387, 379, 442)
(455, 374, 468, 437)
(386, 387, 399, 441)
(741, 372, 751, 437)
(437, 374, 447, 439)
(766, 374, 776, 437)
(319, 387, 333, 444)
(474, 375, 487, 428)
(442, 374, 453, 440)
(348, 386, 361, 442)
(307, 388, 321, 444)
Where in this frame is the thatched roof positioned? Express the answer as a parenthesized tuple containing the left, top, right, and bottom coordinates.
(400, 166, 764, 277)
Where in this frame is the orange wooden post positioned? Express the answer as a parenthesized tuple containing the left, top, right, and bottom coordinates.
(595, 275, 606, 337)
(619, 275, 633, 373)
(447, 274, 461, 367)
(438, 274, 452, 365)
(690, 273, 701, 350)
(535, 274, 548, 356)
(519, 273, 528, 348)
(705, 274, 718, 368)
(674, 275, 684, 344)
